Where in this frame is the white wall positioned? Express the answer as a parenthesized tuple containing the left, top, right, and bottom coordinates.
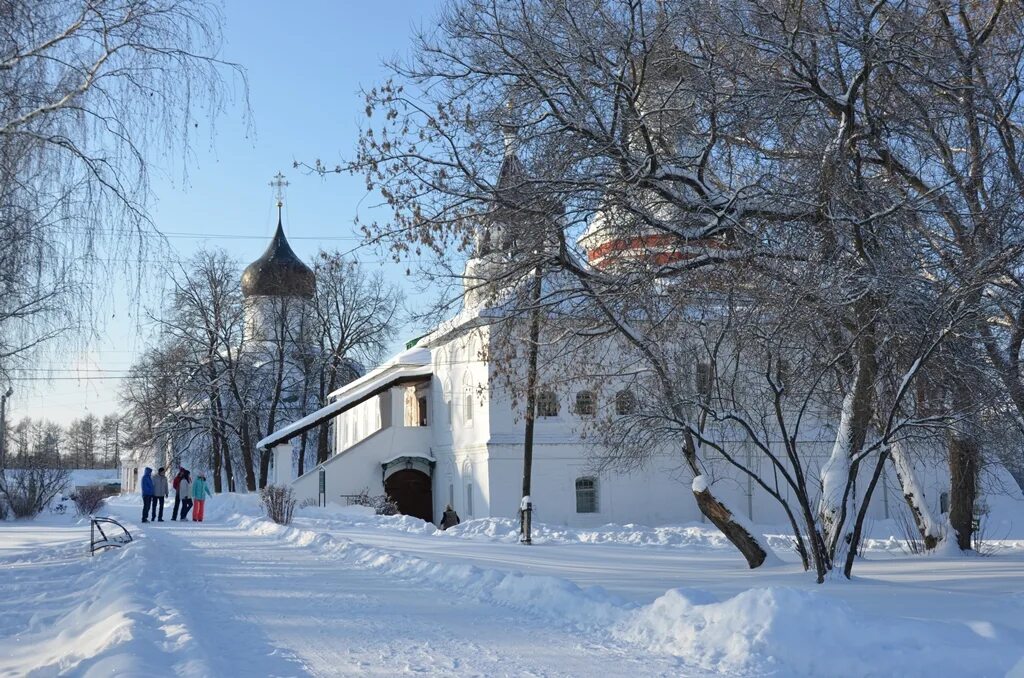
(294, 425, 433, 504)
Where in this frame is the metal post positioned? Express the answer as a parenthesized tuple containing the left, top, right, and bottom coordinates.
(520, 265, 542, 545)
(0, 387, 11, 471)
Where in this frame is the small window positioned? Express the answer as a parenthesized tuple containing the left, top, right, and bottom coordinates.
(448, 483, 455, 506)
(575, 390, 596, 416)
(696, 361, 714, 400)
(464, 392, 474, 425)
(575, 477, 598, 513)
(537, 388, 559, 417)
(940, 491, 950, 514)
(615, 389, 637, 415)
(443, 379, 454, 429)
(463, 376, 474, 426)
(418, 396, 428, 426)
(465, 483, 474, 517)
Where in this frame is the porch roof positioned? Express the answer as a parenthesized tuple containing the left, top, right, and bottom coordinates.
(257, 352, 432, 449)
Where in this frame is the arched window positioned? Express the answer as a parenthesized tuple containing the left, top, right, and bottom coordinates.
(537, 388, 559, 417)
(615, 389, 637, 415)
(575, 477, 598, 513)
(575, 390, 596, 416)
(463, 460, 474, 517)
(696, 361, 715, 400)
(443, 378, 453, 429)
(463, 374, 474, 426)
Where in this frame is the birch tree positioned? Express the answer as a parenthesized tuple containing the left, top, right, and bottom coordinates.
(0, 0, 245, 384)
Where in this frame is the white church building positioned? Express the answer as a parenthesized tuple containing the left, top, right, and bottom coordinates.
(257, 152, 956, 531)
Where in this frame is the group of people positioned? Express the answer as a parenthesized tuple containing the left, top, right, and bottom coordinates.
(140, 466, 212, 523)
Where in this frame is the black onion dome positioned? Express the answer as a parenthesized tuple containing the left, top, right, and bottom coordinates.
(241, 218, 316, 299)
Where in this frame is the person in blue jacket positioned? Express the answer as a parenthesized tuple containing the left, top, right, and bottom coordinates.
(141, 467, 155, 523)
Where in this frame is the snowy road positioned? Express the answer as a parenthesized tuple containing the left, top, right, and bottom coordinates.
(4, 497, 1024, 677)
(103, 513, 686, 677)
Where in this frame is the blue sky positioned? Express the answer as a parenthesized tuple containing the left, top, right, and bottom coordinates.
(16, 0, 442, 426)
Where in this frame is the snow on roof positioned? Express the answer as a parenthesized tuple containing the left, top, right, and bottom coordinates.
(380, 451, 435, 466)
(326, 346, 432, 400)
(258, 358, 432, 449)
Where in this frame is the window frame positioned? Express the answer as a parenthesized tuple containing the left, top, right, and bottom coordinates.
(575, 390, 596, 416)
(615, 389, 637, 415)
(575, 476, 598, 514)
(537, 388, 559, 418)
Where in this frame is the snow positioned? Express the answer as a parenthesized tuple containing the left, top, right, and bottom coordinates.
(691, 474, 708, 493)
(819, 391, 856, 553)
(890, 440, 941, 539)
(324, 346, 431, 399)
(380, 451, 435, 466)
(3, 493, 1024, 676)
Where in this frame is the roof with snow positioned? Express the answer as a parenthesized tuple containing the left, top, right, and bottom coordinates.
(257, 347, 432, 449)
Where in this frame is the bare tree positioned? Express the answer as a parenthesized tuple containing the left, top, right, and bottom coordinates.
(306, 252, 402, 466)
(343, 0, 1022, 574)
(0, 0, 246, 433)
(124, 247, 401, 491)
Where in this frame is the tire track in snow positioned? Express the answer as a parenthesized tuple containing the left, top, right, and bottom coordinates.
(132, 520, 312, 677)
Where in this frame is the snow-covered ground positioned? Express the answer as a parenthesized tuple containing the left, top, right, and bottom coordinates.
(2, 493, 1024, 677)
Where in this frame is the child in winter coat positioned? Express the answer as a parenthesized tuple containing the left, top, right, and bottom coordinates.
(192, 474, 212, 522)
(178, 471, 194, 521)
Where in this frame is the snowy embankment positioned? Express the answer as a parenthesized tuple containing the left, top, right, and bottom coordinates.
(8, 494, 1024, 676)
(297, 499, 1024, 555)
(207, 497, 1024, 677)
(0, 517, 214, 677)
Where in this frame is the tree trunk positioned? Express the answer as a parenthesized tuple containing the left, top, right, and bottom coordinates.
(684, 435, 769, 569)
(692, 486, 768, 569)
(297, 431, 308, 477)
(821, 350, 876, 562)
(890, 440, 941, 549)
(259, 448, 271, 489)
(843, 451, 889, 577)
(948, 430, 979, 551)
(211, 428, 223, 494)
(223, 442, 235, 492)
(240, 416, 257, 492)
(317, 425, 330, 465)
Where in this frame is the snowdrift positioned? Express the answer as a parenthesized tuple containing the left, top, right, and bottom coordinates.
(619, 586, 1023, 677)
(220, 506, 1023, 677)
(0, 519, 208, 677)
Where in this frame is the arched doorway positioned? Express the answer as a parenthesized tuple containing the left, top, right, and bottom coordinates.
(384, 469, 433, 523)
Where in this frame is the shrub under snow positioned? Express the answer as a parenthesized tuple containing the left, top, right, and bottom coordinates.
(0, 466, 70, 519)
(260, 484, 296, 525)
(347, 490, 399, 516)
(71, 485, 109, 516)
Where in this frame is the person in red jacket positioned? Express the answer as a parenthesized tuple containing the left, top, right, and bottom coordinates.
(170, 466, 188, 521)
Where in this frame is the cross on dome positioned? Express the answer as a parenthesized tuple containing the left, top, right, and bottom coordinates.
(269, 171, 289, 218)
